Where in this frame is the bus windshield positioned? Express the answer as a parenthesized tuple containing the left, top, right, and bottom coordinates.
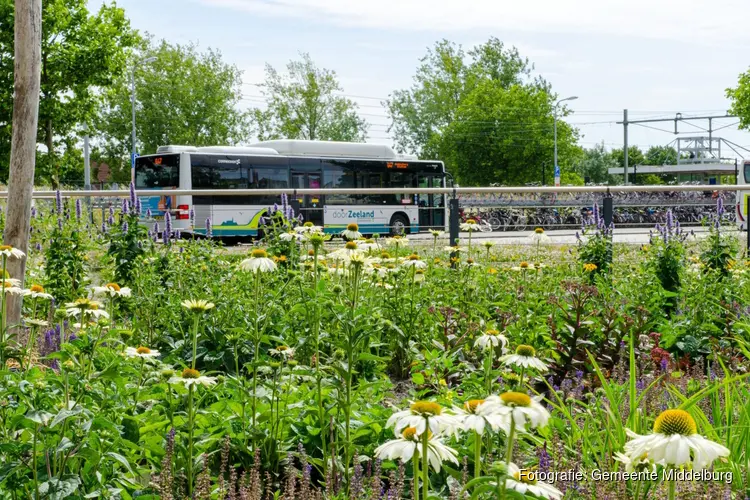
(135, 154, 180, 189)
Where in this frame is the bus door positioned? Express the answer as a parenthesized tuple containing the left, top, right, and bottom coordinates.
(418, 175, 445, 230)
(292, 171, 324, 226)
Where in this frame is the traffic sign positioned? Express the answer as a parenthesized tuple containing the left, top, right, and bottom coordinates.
(554, 165, 561, 187)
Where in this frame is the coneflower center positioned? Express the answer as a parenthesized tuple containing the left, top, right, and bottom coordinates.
(535, 227, 544, 234)
(182, 368, 201, 379)
(465, 399, 485, 414)
(500, 392, 532, 407)
(0, 245, 11, 251)
(516, 344, 536, 357)
(345, 241, 358, 250)
(276, 345, 289, 351)
(408, 254, 420, 261)
(410, 401, 442, 416)
(136, 346, 152, 355)
(520, 261, 529, 268)
(486, 329, 500, 336)
(346, 223, 359, 231)
(654, 409, 697, 436)
(251, 249, 269, 258)
(513, 471, 538, 485)
(380, 252, 391, 259)
(304, 221, 313, 227)
(30, 284, 44, 293)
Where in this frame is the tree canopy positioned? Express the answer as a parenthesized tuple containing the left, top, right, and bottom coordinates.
(0, 0, 138, 184)
(386, 38, 578, 186)
(96, 39, 250, 179)
(252, 53, 368, 142)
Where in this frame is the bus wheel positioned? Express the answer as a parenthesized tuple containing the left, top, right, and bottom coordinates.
(390, 214, 409, 236)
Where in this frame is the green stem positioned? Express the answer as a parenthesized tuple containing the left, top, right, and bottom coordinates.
(131, 358, 145, 414)
(33, 424, 39, 500)
(1, 255, 7, 366)
(667, 477, 675, 500)
(421, 427, 429, 499)
(505, 418, 516, 464)
(474, 430, 482, 479)
(518, 366, 525, 390)
(187, 384, 195, 497)
(413, 455, 420, 500)
(190, 314, 199, 369)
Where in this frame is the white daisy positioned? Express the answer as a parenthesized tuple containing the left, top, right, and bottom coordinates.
(528, 228, 551, 244)
(169, 368, 217, 388)
(181, 299, 215, 312)
(499, 345, 549, 372)
(460, 220, 480, 232)
(0, 245, 25, 259)
(125, 346, 161, 359)
(295, 224, 324, 234)
(0, 278, 21, 288)
(474, 329, 508, 352)
(24, 318, 49, 328)
(428, 229, 444, 238)
(269, 345, 295, 359)
(91, 282, 132, 297)
(413, 269, 426, 283)
(65, 298, 109, 319)
(511, 262, 536, 271)
(613, 452, 654, 473)
(444, 246, 465, 253)
(386, 401, 461, 438)
(23, 284, 53, 300)
(374, 426, 459, 473)
(385, 236, 409, 247)
(480, 392, 550, 434)
(401, 254, 427, 269)
(341, 223, 362, 240)
(622, 409, 730, 471)
(279, 231, 302, 242)
(453, 399, 508, 435)
(239, 248, 278, 273)
(505, 462, 563, 500)
(2, 283, 24, 296)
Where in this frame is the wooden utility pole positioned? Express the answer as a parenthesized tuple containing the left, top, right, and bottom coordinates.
(6, 0, 42, 327)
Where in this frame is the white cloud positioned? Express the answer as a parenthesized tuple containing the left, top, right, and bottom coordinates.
(197, 0, 750, 44)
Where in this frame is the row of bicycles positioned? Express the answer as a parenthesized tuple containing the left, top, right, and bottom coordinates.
(459, 192, 734, 232)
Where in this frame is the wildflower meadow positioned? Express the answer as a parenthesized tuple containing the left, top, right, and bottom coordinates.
(0, 188, 748, 500)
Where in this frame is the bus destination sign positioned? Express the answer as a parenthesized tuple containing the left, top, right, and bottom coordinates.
(386, 162, 409, 170)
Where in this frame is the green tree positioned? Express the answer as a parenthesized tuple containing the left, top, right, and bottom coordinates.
(386, 38, 536, 161)
(96, 39, 251, 162)
(644, 145, 678, 165)
(441, 79, 578, 185)
(386, 38, 577, 185)
(252, 53, 368, 142)
(575, 142, 618, 184)
(0, 0, 138, 183)
(727, 69, 750, 130)
(610, 146, 645, 170)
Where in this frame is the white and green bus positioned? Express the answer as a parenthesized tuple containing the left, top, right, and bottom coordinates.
(737, 159, 750, 229)
(135, 140, 447, 237)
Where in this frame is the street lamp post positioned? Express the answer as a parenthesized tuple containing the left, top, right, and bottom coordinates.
(130, 56, 157, 183)
(553, 96, 578, 185)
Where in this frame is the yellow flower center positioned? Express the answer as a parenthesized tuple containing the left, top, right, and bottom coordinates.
(486, 329, 500, 336)
(346, 223, 359, 231)
(466, 219, 477, 225)
(279, 255, 287, 262)
(345, 241, 358, 250)
(654, 409, 697, 436)
(410, 401, 442, 416)
(2, 282, 11, 288)
(583, 263, 597, 272)
(0, 245, 11, 251)
(30, 284, 44, 293)
(500, 392, 532, 407)
(136, 347, 152, 355)
(365, 238, 375, 244)
(401, 426, 430, 441)
(251, 249, 268, 259)
(535, 227, 544, 234)
(386, 263, 396, 269)
(276, 345, 289, 351)
(488, 268, 498, 274)
(106, 282, 121, 291)
(182, 368, 201, 379)
(408, 253, 420, 261)
(464, 399, 485, 414)
(516, 344, 536, 357)
(467, 258, 474, 264)
(308, 250, 315, 256)
(392, 235, 403, 240)
(520, 261, 529, 268)
(304, 222, 313, 227)
(415, 269, 425, 275)
(380, 252, 391, 259)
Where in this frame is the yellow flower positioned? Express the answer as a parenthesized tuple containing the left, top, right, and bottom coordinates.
(583, 263, 597, 272)
(488, 268, 498, 275)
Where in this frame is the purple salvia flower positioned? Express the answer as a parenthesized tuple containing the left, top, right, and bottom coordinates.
(272, 203, 279, 214)
(205, 217, 212, 238)
(135, 197, 142, 216)
(55, 190, 63, 215)
(75, 199, 82, 220)
(174, 229, 181, 239)
(30, 206, 36, 218)
(717, 197, 724, 216)
(107, 214, 114, 226)
(129, 182, 137, 207)
(121, 198, 129, 215)
(146, 208, 152, 219)
(153, 221, 159, 234)
(101, 222, 107, 233)
(57, 218, 63, 231)
(162, 229, 169, 245)
(298, 212, 304, 223)
(592, 202, 599, 222)
(281, 193, 288, 214)
(189, 208, 195, 223)
(666, 209, 674, 231)
(536, 445, 551, 474)
(122, 221, 129, 233)
(165, 211, 172, 235)
(35, 243, 41, 251)
(147, 230, 153, 240)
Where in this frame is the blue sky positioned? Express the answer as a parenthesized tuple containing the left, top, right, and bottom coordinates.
(96, 0, 750, 159)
